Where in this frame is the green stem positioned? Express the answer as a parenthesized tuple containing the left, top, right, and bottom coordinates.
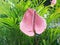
(34, 34, 39, 45)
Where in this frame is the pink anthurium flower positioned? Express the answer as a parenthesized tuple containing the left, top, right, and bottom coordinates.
(51, 0, 56, 7)
(20, 8, 47, 36)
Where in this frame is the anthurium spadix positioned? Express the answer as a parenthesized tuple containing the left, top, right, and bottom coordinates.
(20, 8, 47, 36)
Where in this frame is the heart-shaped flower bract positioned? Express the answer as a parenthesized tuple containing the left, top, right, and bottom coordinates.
(20, 8, 47, 36)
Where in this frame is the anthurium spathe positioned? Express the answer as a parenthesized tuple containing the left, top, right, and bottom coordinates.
(20, 8, 47, 36)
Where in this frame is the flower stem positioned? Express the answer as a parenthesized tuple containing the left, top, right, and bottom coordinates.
(34, 34, 39, 45)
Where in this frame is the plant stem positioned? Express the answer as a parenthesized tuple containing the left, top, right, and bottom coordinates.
(34, 34, 39, 45)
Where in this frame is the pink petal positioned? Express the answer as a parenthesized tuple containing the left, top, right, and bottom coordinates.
(20, 8, 47, 36)
(51, 0, 56, 7)
(20, 8, 35, 36)
(35, 13, 47, 34)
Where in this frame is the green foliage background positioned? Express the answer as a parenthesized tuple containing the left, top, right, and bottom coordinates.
(0, 0, 60, 45)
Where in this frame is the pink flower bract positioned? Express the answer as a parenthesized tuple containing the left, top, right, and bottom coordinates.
(51, 0, 56, 7)
(20, 8, 47, 36)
